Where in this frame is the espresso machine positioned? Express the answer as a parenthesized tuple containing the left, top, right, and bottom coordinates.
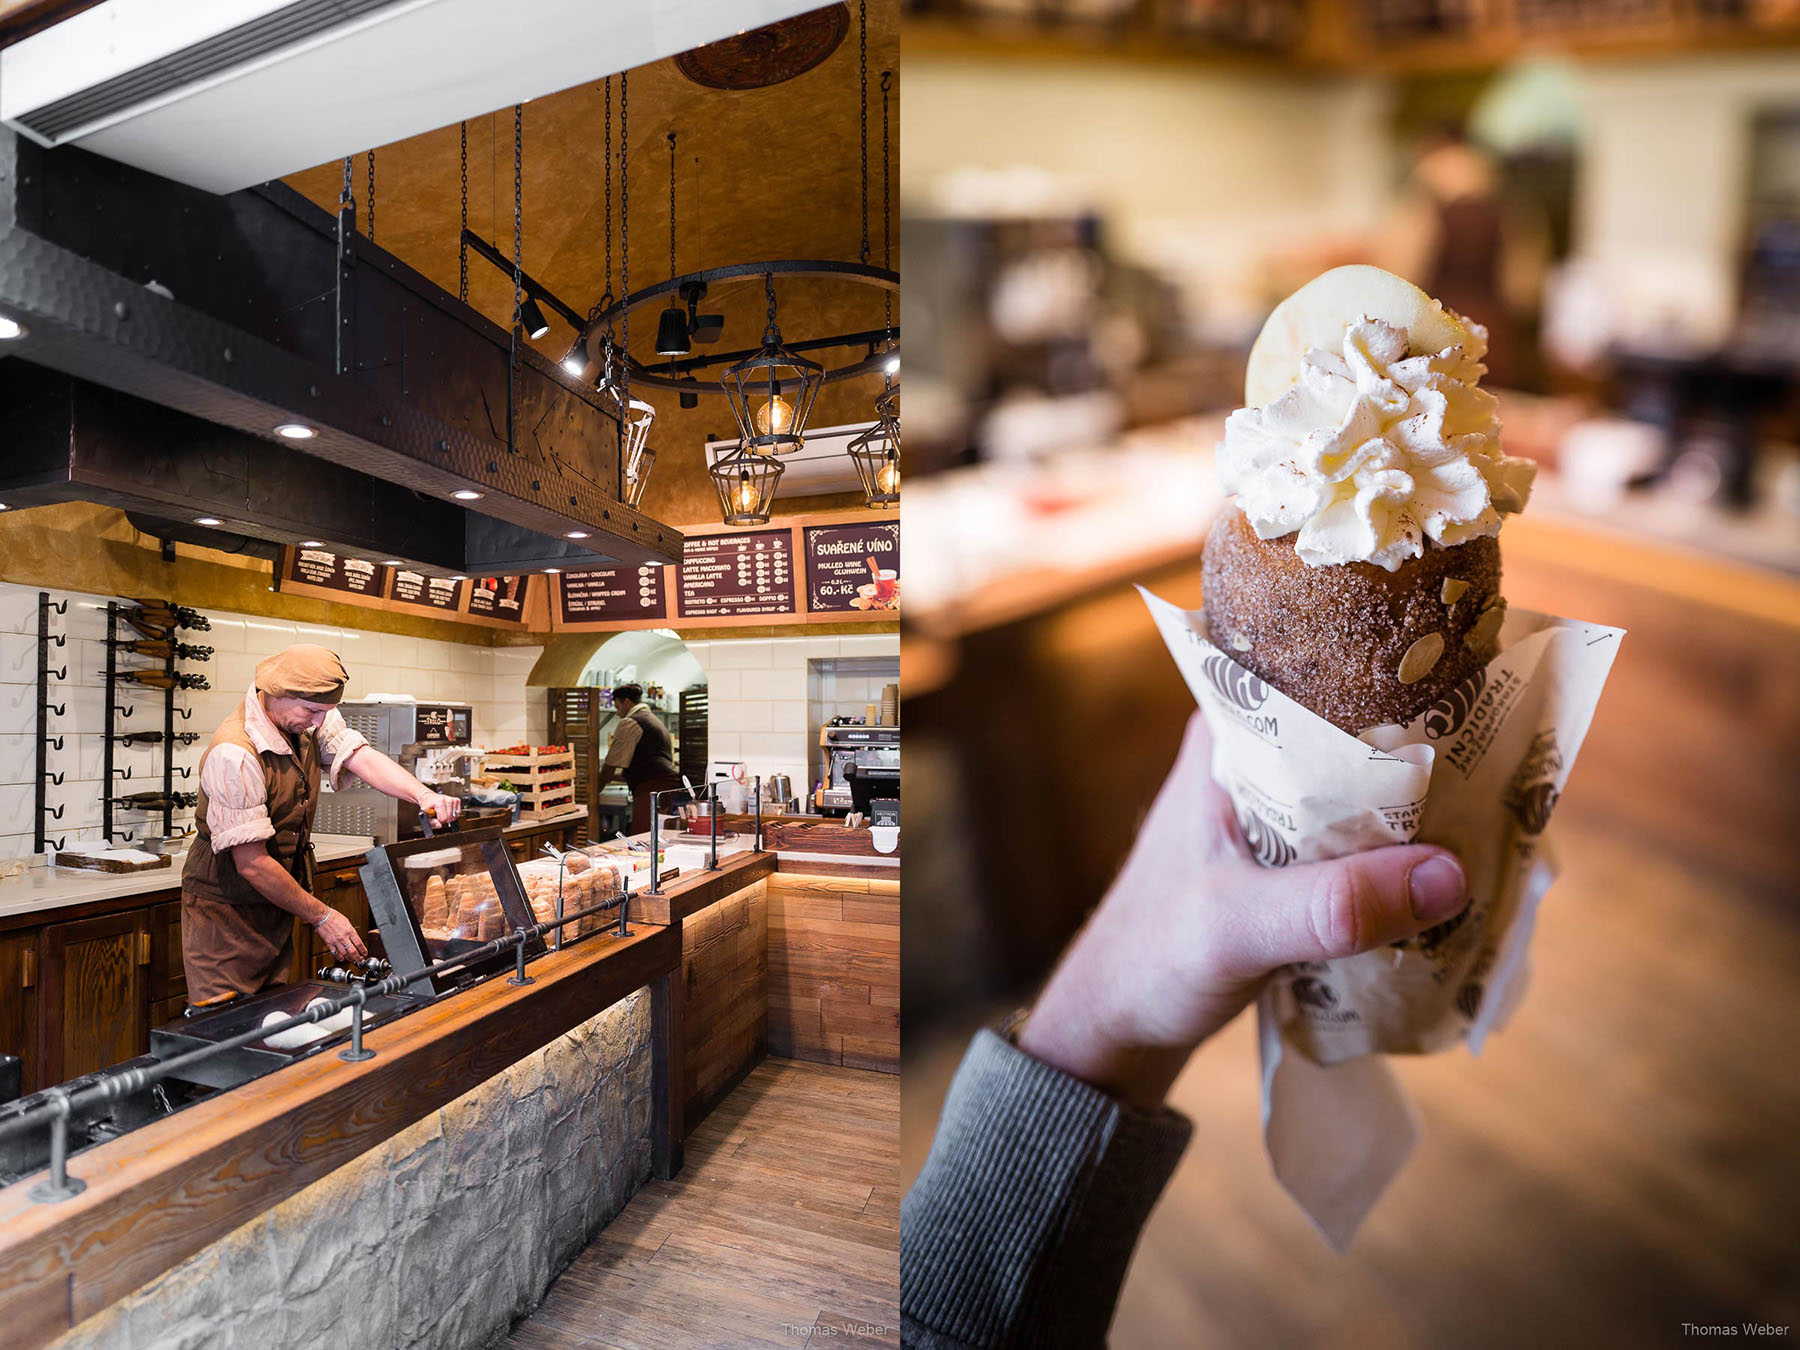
(817, 723, 900, 817)
(314, 700, 475, 843)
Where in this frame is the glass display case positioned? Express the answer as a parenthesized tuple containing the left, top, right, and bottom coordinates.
(359, 828, 543, 995)
(515, 851, 631, 943)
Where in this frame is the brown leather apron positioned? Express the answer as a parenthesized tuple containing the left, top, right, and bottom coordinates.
(180, 702, 322, 1003)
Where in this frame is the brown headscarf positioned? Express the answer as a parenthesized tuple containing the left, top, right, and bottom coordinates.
(254, 644, 348, 704)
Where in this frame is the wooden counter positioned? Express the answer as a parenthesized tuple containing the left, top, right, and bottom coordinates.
(0, 851, 790, 1350)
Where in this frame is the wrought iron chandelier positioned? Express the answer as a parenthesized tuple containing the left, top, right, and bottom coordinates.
(846, 384, 898, 509)
(722, 274, 823, 457)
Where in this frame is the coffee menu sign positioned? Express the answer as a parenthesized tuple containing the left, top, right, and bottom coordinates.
(467, 575, 531, 624)
(804, 522, 900, 614)
(389, 570, 466, 613)
(557, 565, 667, 623)
(286, 548, 388, 597)
(677, 530, 796, 619)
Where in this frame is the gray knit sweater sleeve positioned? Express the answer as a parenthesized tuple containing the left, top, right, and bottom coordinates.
(901, 1029, 1194, 1349)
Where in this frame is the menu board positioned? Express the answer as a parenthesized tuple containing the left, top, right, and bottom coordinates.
(467, 575, 531, 623)
(677, 530, 796, 619)
(285, 548, 388, 597)
(389, 570, 466, 613)
(557, 565, 667, 623)
(804, 522, 900, 614)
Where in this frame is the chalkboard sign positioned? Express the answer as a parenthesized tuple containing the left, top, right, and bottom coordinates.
(467, 575, 531, 623)
(804, 522, 900, 614)
(677, 530, 796, 619)
(557, 565, 668, 623)
(389, 570, 466, 613)
(286, 548, 388, 597)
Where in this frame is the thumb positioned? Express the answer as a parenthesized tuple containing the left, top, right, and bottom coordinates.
(1223, 845, 1468, 974)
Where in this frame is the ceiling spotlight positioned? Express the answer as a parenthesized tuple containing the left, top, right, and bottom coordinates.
(566, 530, 590, 539)
(299, 540, 324, 548)
(517, 296, 550, 340)
(0, 316, 28, 340)
(884, 354, 900, 375)
(0, 503, 9, 511)
(561, 336, 588, 378)
(194, 516, 223, 527)
(655, 304, 690, 357)
(452, 489, 483, 501)
(274, 422, 317, 440)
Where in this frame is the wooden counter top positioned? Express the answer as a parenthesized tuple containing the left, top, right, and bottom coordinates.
(0, 917, 679, 1350)
(0, 833, 376, 931)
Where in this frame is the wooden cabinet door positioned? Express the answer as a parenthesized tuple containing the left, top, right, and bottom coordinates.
(147, 900, 185, 1004)
(0, 932, 40, 1096)
(39, 911, 150, 1085)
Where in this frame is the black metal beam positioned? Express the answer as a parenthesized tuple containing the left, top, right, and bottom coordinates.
(0, 130, 682, 568)
(0, 367, 627, 576)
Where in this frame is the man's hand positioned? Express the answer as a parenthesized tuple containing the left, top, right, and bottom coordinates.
(417, 791, 461, 826)
(1017, 710, 1469, 1109)
(312, 906, 368, 963)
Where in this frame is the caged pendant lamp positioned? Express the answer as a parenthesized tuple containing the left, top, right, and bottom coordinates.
(846, 382, 900, 509)
(709, 445, 785, 526)
(723, 274, 822, 456)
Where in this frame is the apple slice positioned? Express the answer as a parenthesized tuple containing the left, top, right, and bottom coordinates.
(1244, 264, 1478, 407)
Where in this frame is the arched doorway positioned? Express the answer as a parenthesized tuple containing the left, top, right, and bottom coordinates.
(574, 630, 708, 836)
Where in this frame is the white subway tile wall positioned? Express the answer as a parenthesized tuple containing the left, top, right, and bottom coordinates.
(683, 635, 898, 807)
(0, 580, 541, 861)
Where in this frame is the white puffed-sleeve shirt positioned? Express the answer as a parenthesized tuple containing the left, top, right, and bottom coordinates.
(199, 688, 370, 850)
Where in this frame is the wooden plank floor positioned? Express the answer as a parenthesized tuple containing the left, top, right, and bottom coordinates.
(904, 537, 1800, 1347)
(507, 1058, 899, 1350)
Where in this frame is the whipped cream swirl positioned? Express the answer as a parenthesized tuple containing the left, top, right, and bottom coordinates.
(1218, 317, 1535, 571)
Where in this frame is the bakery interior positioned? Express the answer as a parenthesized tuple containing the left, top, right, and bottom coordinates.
(902, 0, 1799, 1343)
(0, 3, 898, 1347)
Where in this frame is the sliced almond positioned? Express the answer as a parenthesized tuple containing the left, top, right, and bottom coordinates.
(1441, 578, 1469, 605)
(1230, 632, 1253, 652)
(1397, 632, 1445, 685)
(1466, 601, 1506, 651)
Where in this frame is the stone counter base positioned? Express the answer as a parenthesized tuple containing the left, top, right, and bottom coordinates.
(52, 990, 653, 1350)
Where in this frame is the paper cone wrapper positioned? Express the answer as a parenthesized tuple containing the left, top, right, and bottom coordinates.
(1142, 585, 1623, 1247)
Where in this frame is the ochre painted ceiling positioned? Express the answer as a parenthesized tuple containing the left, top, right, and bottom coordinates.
(284, 3, 899, 529)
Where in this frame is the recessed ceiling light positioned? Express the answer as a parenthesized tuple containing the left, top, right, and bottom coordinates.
(565, 530, 590, 539)
(299, 540, 324, 548)
(543, 567, 562, 574)
(274, 422, 317, 440)
(451, 575, 468, 581)
(194, 516, 223, 527)
(381, 559, 402, 566)
(0, 316, 27, 340)
(452, 489, 483, 501)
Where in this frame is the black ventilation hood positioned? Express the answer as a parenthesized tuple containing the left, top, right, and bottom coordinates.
(0, 127, 682, 573)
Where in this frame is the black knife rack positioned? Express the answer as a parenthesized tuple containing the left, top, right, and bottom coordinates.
(102, 601, 210, 843)
(34, 592, 68, 855)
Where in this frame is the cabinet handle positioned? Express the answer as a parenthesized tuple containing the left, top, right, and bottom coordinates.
(20, 948, 35, 989)
(335, 871, 359, 886)
(138, 932, 152, 966)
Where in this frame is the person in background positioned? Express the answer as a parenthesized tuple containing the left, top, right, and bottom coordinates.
(901, 710, 1471, 1349)
(181, 645, 462, 1007)
(594, 683, 684, 834)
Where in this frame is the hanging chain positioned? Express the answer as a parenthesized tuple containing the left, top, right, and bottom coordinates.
(365, 149, 375, 243)
(667, 131, 677, 282)
(765, 272, 777, 334)
(513, 104, 524, 321)
(882, 69, 892, 340)
(458, 122, 469, 302)
(620, 70, 629, 416)
(858, 0, 869, 267)
(340, 156, 353, 220)
(603, 78, 613, 306)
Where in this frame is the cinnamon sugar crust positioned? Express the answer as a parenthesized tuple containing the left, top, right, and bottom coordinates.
(1201, 505, 1502, 733)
